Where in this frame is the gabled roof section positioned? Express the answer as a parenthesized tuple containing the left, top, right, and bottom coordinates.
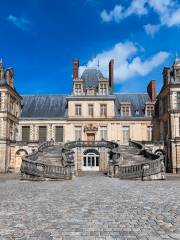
(81, 68, 104, 89)
(115, 93, 151, 117)
(21, 94, 67, 118)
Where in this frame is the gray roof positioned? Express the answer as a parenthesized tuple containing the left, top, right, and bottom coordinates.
(81, 68, 104, 89)
(21, 94, 67, 118)
(115, 93, 150, 117)
(20, 93, 150, 119)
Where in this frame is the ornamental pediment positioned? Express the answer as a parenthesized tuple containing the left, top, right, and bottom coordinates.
(84, 124, 98, 132)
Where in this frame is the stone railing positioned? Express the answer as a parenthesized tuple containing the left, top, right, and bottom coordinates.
(21, 139, 165, 181)
(63, 140, 118, 150)
(116, 140, 165, 180)
(21, 140, 74, 180)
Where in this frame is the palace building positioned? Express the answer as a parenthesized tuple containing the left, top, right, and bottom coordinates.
(0, 57, 180, 174)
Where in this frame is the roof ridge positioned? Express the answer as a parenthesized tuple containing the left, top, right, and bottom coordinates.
(21, 93, 68, 96)
(115, 92, 148, 95)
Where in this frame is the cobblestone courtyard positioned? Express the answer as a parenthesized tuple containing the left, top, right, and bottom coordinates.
(0, 174, 180, 240)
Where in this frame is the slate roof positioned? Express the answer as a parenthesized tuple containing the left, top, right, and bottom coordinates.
(81, 68, 104, 89)
(21, 94, 67, 118)
(115, 93, 150, 118)
(20, 93, 150, 119)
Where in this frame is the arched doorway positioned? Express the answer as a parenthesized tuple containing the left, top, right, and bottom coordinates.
(82, 149, 100, 171)
(15, 149, 28, 172)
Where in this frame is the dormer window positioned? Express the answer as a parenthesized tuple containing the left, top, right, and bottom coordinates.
(174, 68, 180, 82)
(121, 103, 131, 117)
(146, 105, 154, 117)
(99, 83, 108, 95)
(74, 83, 82, 95)
(135, 110, 139, 116)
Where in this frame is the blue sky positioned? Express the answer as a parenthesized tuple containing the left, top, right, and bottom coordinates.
(0, 0, 180, 94)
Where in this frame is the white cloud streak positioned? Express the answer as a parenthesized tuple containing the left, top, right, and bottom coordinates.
(7, 15, 31, 31)
(100, 0, 180, 36)
(79, 41, 169, 83)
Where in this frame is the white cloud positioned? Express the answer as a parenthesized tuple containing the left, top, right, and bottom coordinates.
(7, 15, 31, 31)
(100, 5, 123, 23)
(144, 24, 160, 37)
(100, 1, 147, 23)
(100, 0, 180, 36)
(79, 41, 169, 83)
(125, 0, 148, 17)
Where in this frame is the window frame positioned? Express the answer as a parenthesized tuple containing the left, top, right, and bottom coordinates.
(22, 126, 30, 142)
(38, 126, 47, 143)
(100, 104, 107, 117)
(75, 104, 82, 116)
(88, 104, 94, 117)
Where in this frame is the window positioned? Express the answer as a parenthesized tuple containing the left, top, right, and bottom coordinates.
(135, 110, 139, 116)
(122, 126, 130, 144)
(100, 126, 107, 140)
(99, 83, 107, 95)
(175, 69, 180, 82)
(100, 104, 107, 117)
(39, 126, 47, 142)
(177, 92, 180, 109)
(75, 104, 82, 116)
(88, 104, 94, 117)
(75, 126, 82, 141)
(147, 126, 152, 141)
(0, 92, 1, 111)
(146, 105, 154, 117)
(22, 126, 30, 142)
(55, 126, 63, 142)
(121, 106, 130, 117)
(75, 83, 82, 95)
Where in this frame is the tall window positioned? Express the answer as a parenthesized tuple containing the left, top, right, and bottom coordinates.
(75, 104, 82, 116)
(100, 126, 107, 140)
(88, 104, 94, 117)
(39, 126, 47, 142)
(100, 104, 107, 117)
(121, 106, 130, 117)
(147, 126, 152, 141)
(75, 83, 82, 95)
(75, 126, 82, 141)
(146, 105, 154, 117)
(55, 126, 63, 142)
(0, 92, 2, 111)
(22, 126, 30, 142)
(99, 83, 107, 95)
(122, 126, 130, 144)
(177, 92, 180, 109)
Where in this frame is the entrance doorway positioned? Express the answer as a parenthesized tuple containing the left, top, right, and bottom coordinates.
(82, 151, 100, 171)
(87, 133, 95, 142)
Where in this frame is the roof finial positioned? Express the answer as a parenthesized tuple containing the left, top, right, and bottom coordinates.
(97, 59, 100, 69)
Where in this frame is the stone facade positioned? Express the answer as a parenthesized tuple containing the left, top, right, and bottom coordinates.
(0, 57, 180, 173)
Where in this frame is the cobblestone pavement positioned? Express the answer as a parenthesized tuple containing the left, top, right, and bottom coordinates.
(0, 173, 180, 240)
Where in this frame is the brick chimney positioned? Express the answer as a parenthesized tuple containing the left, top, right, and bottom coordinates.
(109, 59, 114, 93)
(73, 59, 79, 79)
(147, 80, 156, 101)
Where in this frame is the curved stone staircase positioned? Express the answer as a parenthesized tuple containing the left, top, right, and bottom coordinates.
(20, 140, 165, 181)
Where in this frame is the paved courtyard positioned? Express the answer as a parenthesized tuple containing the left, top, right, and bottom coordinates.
(0, 173, 180, 240)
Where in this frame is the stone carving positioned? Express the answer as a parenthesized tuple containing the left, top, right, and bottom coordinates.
(84, 124, 98, 132)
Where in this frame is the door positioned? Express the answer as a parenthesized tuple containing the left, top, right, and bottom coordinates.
(87, 133, 95, 142)
(82, 153, 99, 171)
